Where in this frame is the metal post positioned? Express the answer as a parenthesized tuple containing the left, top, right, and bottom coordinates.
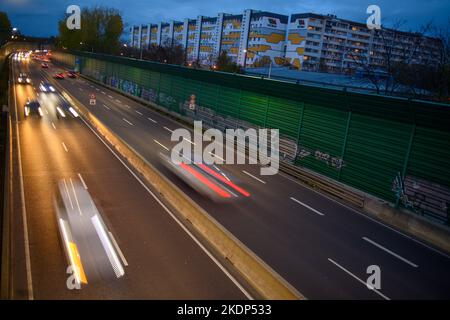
(268, 61, 272, 79)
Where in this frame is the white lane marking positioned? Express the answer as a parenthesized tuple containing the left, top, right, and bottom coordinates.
(36, 93, 39, 97)
(62, 142, 69, 152)
(51, 122, 56, 130)
(242, 170, 266, 184)
(147, 117, 157, 123)
(209, 152, 225, 162)
(70, 178, 83, 216)
(108, 95, 113, 99)
(290, 197, 325, 216)
(328, 258, 390, 300)
(163, 126, 173, 133)
(278, 172, 450, 260)
(12, 59, 34, 299)
(362, 237, 418, 268)
(78, 117, 253, 299)
(78, 87, 83, 91)
(44, 108, 49, 115)
(124, 104, 131, 109)
(115, 99, 121, 103)
(103, 104, 111, 110)
(154, 139, 169, 151)
(135, 110, 143, 115)
(96, 88, 100, 91)
(108, 231, 128, 266)
(101, 91, 106, 94)
(77, 173, 88, 190)
(122, 118, 134, 126)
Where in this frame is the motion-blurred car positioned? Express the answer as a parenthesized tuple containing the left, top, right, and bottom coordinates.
(159, 153, 250, 202)
(39, 81, 56, 93)
(54, 72, 65, 79)
(17, 72, 31, 84)
(41, 62, 49, 68)
(67, 70, 77, 78)
(54, 179, 125, 287)
(24, 99, 43, 117)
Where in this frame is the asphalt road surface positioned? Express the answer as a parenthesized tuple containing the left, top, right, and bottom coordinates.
(8, 57, 250, 300)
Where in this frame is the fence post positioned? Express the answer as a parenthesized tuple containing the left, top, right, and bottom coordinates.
(236, 88, 243, 129)
(295, 101, 305, 147)
(263, 95, 270, 128)
(338, 89, 352, 181)
(156, 72, 161, 105)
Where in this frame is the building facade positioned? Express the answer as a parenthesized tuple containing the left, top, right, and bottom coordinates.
(130, 11, 441, 72)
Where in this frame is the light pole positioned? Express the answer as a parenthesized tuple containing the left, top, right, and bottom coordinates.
(244, 49, 273, 79)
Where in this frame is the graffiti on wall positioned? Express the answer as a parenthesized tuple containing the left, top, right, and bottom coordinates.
(297, 147, 345, 169)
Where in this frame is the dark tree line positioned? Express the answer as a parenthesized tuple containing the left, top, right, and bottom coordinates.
(57, 6, 123, 55)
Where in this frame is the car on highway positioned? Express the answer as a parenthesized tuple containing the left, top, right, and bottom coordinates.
(41, 62, 49, 68)
(39, 81, 56, 93)
(24, 99, 43, 117)
(159, 153, 250, 202)
(67, 70, 77, 78)
(17, 72, 31, 84)
(54, 179, 125, 286)
(54, 72, 65, 79)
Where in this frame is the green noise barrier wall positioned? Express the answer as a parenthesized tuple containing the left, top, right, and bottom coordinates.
(52, 50, 450, 225)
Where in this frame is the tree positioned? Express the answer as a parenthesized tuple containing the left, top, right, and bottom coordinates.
(348, 20, 435, 96)
(216, 51, 242, 73)
(0, 11, 12, 46)
(253, 55, 271, 68)
(57, 6, 123, 54)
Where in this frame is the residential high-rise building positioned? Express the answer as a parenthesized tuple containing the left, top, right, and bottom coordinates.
(129, 10, 441, 73)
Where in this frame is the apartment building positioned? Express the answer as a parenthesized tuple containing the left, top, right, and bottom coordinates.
(130, 11, 441, 72)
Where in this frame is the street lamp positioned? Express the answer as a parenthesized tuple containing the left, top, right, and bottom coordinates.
(244, 49, 273, 79)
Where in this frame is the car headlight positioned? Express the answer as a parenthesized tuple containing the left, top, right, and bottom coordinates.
(49, 86, 55, 92)
(26, 78, 31, 83)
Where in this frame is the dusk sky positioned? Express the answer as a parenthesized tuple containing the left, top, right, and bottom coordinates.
(2, 0, 450, 37)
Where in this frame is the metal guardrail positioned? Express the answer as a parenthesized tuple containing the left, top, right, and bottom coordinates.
(280, 161, 365, 208)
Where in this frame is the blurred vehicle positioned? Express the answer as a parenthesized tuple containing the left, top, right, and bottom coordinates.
(39, 81, 56, 93)
(67, 70, 77, 78)
(24, 98, 43, 117)
(54, 72, 65, 79)
(54, 179, 125, 287)
(159, 153, 250, 202)
(17, 72, 31, 84)
(41, 62, 49, 68)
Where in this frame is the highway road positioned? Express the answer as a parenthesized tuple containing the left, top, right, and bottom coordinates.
(40, 59, 450, 300)
(8, 56, 251, 299)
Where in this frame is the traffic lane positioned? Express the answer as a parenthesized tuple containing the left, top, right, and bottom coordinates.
(43, 64, 450, 298)
(16, 64, 248, 299)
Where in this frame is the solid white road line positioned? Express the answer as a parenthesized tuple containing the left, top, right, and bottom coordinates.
(154, 139, 170, 151)
(147, 117, 157, 123)
(242, 170, 266, 184)
(163, 126, 173, 133)
(62, 142, 69, 152)
(135, 110, 143, 115)
(103, 104, 111, 110)
(108, 231, 128, 266)
(328, 258, 390, 300)
(78, 117, 253, 299)
(12, 59, 34, 299)
(77, 173, 88, 190)
(290, 197, 325, 216)
(362, 237, 419, 268)
(122, 118, 134, 126)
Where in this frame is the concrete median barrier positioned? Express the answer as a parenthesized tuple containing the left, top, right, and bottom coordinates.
(52, 78, 305, 300)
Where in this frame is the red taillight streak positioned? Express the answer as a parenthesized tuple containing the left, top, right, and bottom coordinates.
(197, 164, 250, 197)
(179, 163, 231, 198)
